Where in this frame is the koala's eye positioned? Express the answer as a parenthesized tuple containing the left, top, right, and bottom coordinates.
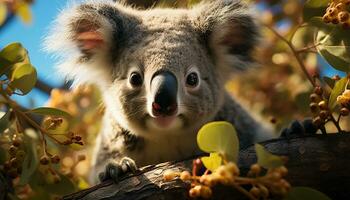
(129, 72, 143, 87)
(186, 72, 199, 88)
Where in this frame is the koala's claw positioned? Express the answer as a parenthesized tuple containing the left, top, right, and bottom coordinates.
(98, 157, 138, 183)
(280, 118, 318, 138)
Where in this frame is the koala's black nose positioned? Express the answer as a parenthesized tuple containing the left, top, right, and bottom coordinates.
(151, 71, 178, 117)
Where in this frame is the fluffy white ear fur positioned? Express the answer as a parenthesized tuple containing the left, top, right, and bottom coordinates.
(44, 1, 115, 87)
(193, 0, 260, 75)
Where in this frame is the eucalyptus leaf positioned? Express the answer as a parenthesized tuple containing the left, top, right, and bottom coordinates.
(303, 0, 328, 22)
(10, 63, 37, 95)
(201, 153, 222, 171)
(284, 187, 331, 200)
(328, 77, 348, 110)
(197, 121, 239, 162)
(255, 143, 284, 169)
(28, 107, 72, 119)
(310, 18, 350, 72)
(19, 129, 39, 185)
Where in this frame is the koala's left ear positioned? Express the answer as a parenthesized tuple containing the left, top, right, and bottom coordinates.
(193, 0, 260, 72)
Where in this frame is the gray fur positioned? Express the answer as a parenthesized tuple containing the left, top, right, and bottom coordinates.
(45, 0, 273, 184)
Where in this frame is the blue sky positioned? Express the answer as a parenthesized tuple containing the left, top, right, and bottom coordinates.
(0, 0, 68, 108)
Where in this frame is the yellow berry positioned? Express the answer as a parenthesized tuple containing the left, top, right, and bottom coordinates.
(319, 110, 329, 119)
(278, 166, 288, 176)
(40, 155, 50, 165)
(340, 108, 350, 116)
(318, 101, 327, 110)
(226, 162, 240, 176)
(200, 186, 212, 199)
(259, 185, 269, 198)
(180, 171, 191, 181)
(270, 172, 282, 181)
(163, 170, 177, 181)
(250, 164, 261, 175)
(189, 186, 201, 198)
(338, 11, 350, 22)
(250, 187, 261, 197)
(323, 15, 331, 23)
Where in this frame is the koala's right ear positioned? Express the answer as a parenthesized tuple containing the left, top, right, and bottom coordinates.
(192, 0, 260, 76)
(45, 2, 137, 86)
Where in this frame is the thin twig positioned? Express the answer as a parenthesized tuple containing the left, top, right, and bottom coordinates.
(264, 25, 316, 87)
(231, 182, 258, 200)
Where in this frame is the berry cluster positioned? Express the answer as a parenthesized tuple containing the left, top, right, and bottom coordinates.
(163, 162, 290, 199)
(322, 0, 350, 28)
(337, 89, 350, 115)
(3, 137, 25, 179)
(309, 86, 331, 127)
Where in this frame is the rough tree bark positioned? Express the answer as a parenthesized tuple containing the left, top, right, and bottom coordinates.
(63, 134, 350, 200)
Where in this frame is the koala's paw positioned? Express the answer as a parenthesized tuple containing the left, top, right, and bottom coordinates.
(280, 118, 318, 138)
(98, 157, 138, 183)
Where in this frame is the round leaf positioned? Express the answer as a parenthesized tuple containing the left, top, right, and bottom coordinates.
(201, 153, 222, 171)
(15, 2, 32, 24)
(0, 3, 7, 25)
(284, 187, 331, 200)
(11, 63, 37, 95)
(255, 143, 284, 169)
(0, 42, 27, 64)
(328, 77, 348, 110)
(197, 121, 239, 162)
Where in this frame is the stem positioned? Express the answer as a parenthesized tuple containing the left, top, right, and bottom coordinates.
(296, 43, 320, 53)
(231, 182, 257, 200)
(264, 25, 316, 87)
(330, 114, 342, 133)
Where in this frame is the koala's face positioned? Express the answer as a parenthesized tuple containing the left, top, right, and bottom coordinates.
(46, 1, 259, 136)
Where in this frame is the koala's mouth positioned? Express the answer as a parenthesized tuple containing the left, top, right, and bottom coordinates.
(146, 115, 183, 131)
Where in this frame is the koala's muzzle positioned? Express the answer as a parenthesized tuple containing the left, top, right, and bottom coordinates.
(151, 71, 178, 117)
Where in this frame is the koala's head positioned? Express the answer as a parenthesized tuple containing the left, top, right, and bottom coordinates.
(45, 0, 259, 137)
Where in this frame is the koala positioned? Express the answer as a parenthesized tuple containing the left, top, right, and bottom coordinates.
(45, 0, 273, 184)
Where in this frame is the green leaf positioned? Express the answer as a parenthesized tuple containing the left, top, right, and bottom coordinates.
(323, 76, 336, 88)
(303, 0, 328, 22)
(29, 171, 76, 195)
(0, 42, 27, 65)
(284, 187, 331, 200)
(328, 77, 348, 110)
(0, 111, 11, 133)
(19, 129, 39, 185)
(201, 153, 222, 171)
(15, 2, 32, 24)
(0, 3, 7, 26)
(10, 63, 37, 95)
(197, 121, 239, 162)
(255, 143, 284, 169)
(28, 107, 72, 119)
(310, 18, 350, 72)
